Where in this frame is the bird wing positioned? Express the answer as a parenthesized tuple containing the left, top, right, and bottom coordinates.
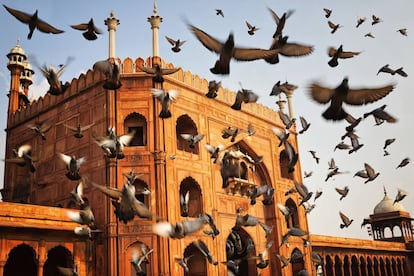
(339, 51, 361, 59)
(339, 211, 350, 224)
(151, 88, 165, 101)
(159, 67, 181, 76)
(245, 21, 253, 29)
(180, 134, 193, 141)
(335, 187, 345, 195)
(308, 83, 335, 104)
(3, 5, 32, 24)
(165, 36, 176, 46)
(80, 122, 95, 131)
(90, 181, 122, 200)
(328, 47, 337, 57)
(328, 20, 336, 29)
(233, 47, 278, 61)
(18, 144, 32, 157)
(93, 60, 112, 75)
(35, 18, 64, 34)
(294, 181, 308, 198)
(267, 7, 280, 24)
(182, 219, 206, 234)
(168, 89, 180, 101)
(119, 132, 135, 146)
(345, 85, 394, 105)
(64, 124, 79, 132)
(279, 43, 314, 57)
(152, 222, 174, 237)
(59, 153, 72, 165)
(364, 163, 376, 178)
(71, 23, 89, 31)
(188, 24, 223, 53)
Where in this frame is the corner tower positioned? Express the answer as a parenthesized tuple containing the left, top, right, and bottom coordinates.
(6, 41, 26, 116)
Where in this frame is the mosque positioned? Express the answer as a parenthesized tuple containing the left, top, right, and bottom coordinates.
(0, 5, 413, 276)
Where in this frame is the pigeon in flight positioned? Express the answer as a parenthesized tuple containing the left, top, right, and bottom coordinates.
(396, 158, 410, 169)
(309, 150, 320, 164)
(363, 105, 397, 124)
(272, 127, 290, 147)
(284, 140, 298, 173)
(278, 111, 296, 129)
(33, 57, 73, 96)
(377, 64, 408, 77)
(215, 9, 224, 17)
(204, 143, 223, 163)
(365, 32, 375, 38)
(151, 88, 179, 118)
(138, 64, 181, 83)
(266, 35, 313, 65)
(3, 5, 64, 39)
(335, 186, 350, 200)
(131, 246, 153, 276)
(93, 58, 122, 90)
(323, 8, 332, 18)
(64, 123, 95, 139)
(372, 15, 382, 25)
(298, 116, 311, 134)
(221, 126, 239, 142)
(188, 24, 278, 75)
(334, 141, 351, 151)
(94, 127, 135, 159)
(354, 163, 380, 184)
(294, 181, 313, 206)
(193, 239, 218, 265)
(205, 80, 221, 98)
(180, 134, 204, 149)
(165, 36, 186, 52)
(175, 255, 193, 272)
(231, 88, 259, 110)
(339, 211, 353, 228)
(71, 18, 102, 40)
(308, 77, 395, 122)
(5, 144, 36, 172)
(328, 45, 361, 67)
(356, 17, 366, 28)
(152, 215, 208, 239)
(328, 20, 342, 34)
(394, 189, 407, 204)
(59, 153, 86, 181)
(28, 121, 51, 140)
(246, 21, 259, 35)
(397, 28, 408, 36)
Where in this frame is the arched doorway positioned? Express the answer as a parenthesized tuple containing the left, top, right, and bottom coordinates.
(179, 176, 203, 217)
(226, 229, 257, 276)
(183, 242, 207, 276)
(4, 243, 38, 276)
(43, 245, 74, 276)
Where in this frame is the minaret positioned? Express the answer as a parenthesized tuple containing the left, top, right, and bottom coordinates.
(282, 86, 297, 119)
(20, 61, 34, 96)
(6, 40, 27, 116)
(147, 0, 163, 60)
(104, 11, 120, 59)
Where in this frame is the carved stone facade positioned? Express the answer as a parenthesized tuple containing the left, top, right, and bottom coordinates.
(1, 50, 413, 275)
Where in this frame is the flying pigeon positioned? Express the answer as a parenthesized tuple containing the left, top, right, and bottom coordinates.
(131, 246, 153, 275)
(294, 181, 313, 206)
(205, 80, 221, 98)
(304, 171, 313, 178)
(175, 255, 193, 272)
(314, 188, 323, 201)
(277, 254, 291, 268)
(180, 134, 204, 148)
(71, 18, 102, 40)
(323, 8, 332, 18)
(397, 28, 408, 36)
(281, 226, 308, 246)
(396, 158, 410, 169)
(334, 142, 351, 151)
(328, 158, 337, 170)
(277, 203, 292, 220)
(339, 211, 353, 228)
(266, 35, 313, 65)
(221, 126, 239, 142)
(67, 198, 95, 227)
(94, 127, 136, 159)
(365, 32, 375, 38)
(308, 77, 395, 122)
(137, 63, 181, 83)
(283, 140, 298, 173)
(5, 144, 36, 172)
(193, 239, 218, 265)
(64, 122, 95, 139)
(372, 15, 382, 25)
(354, 163, 380, 184)
(394, 189, 407, 205)
(363, 105, 397, 124)
(165, 36, 186, 52)
(328, 45, 361, 67)
(231, 88, 259, 110)
(278, 111, 296, 129)
(267, 8, 295, 40)
(34, 57, 73, 96)
(328, 20, 342, 34)
(204, 143, 223, 163)
(298, 116, 311, 134)
(28, 121, 51, 140)
(246, 21, 259, 35)
(152, 215, 208, 239)
(215, 9, 224, 17)
(377, 64, 408, 77)
(233, 207, 262, 230)
(309, 150, 320, 164)
(3, 4, 64, 39)
(71, 179, 85, 206)
(59, 153, 86, 181)
(348, 134, 364, 154)
(188, 24, 278, 75)
(356, 17, 366, 28)
(248, 184, 275, 205)
(335, 186, 350, 200)
(151, 88, 179, 118)
(93, 58, 122, 90)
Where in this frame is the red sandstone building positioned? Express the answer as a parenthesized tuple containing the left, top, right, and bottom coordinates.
(1, 9, 413, 276)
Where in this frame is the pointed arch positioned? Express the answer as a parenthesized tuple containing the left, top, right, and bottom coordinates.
(4, 243, 38, 276)
(124, 112, 147, 146)
(125, 240, 153, 276)
(343, 255, 350, 276)
(285, 198, 299, 228)
(183, 242, 207, 276)
(325, 255, 334, 276)
(43, 245, 74, 276)
(291, 247, 305, 275)
(226, 228, 257, 276)
(179, 176, 203, 217)
(334, 255, 342, 276)
(176, 114, 200, 154)
(279, 150, 294, 180)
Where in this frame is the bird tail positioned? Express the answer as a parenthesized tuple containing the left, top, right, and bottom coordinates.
(231, 102, 242, 111)
(83, 31, 98, 41)
(328, 57, 339, 67)
(323, 106, 348, 121)
(340, 224, 345, 229)
(264, 54, 279, 64)
(159, 110, 172, 118)
(210, 60, 229, 75)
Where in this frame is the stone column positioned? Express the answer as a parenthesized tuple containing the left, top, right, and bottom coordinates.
(105, 12, 120, 59)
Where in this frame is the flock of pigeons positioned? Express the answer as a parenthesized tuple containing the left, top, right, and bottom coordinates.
(2, 3, 411, 276)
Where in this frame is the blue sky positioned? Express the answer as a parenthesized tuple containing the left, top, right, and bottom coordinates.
(1, 0, 413, 240)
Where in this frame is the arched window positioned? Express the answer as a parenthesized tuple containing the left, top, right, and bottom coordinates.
(343, 255, 350, 276)
(393, 225, 402, 237)
(133, 179, 150, 208)
(4, 244, 38, 276)
(325, 255, 334, 276)
(183, 242, 207, 276)
(291, 248, 305, 275)
(124, 113, 147, 146)
(380, 258, 386, 276)
(226, 229, 257, 276)
(279, 150, 293, 179)
(373, 257, 379, 276)
(176, 115, 200, 154)
(126, 241, 152, 276)
(179, 177, 203, 217)
(285, 198, 299, 228)
(334, 255, 342, 276)
(383, 226, 392, 238)
(367, 257, 373, 276)
(43, 246, 75, 276)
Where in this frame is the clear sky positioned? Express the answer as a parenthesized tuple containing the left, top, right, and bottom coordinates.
(1, 0, 413, 240)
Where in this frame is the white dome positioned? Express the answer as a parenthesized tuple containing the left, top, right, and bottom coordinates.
(373, 193, 406, 214)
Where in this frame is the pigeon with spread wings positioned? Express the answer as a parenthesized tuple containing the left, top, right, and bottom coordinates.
(71, 18, 102, 40)
(188, 24, 278, 75)
(308, 77, 395, 122)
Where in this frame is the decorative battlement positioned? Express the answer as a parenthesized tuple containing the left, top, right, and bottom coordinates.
(9, 56, 282, 128)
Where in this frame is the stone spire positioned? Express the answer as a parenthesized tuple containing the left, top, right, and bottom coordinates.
(104, 11, 120, 59)
(7, 40, 26, 115)
(147, 0, 163, 58)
